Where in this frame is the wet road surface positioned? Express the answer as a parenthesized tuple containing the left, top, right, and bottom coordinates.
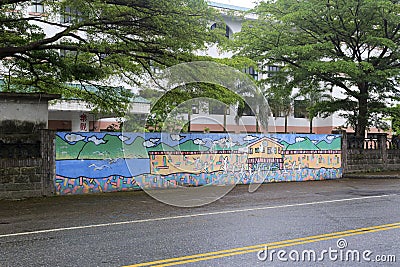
(0, 178, 399, 266)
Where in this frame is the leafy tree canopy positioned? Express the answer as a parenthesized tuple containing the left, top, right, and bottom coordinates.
(138, 82, 244, 132)
(134, 57, 266, 132)
(0, 0, 216, 115)
(235, 0, 400, 137)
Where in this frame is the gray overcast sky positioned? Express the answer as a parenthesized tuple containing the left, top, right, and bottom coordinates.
(212, 0, 258, 8)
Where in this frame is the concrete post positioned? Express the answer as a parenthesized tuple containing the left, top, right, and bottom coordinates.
(377, 133, 387, 170)
(40, 129, 57, 196)
(341, 131, 347, 175)
(0, 93, 60, 199)
(332, 129, 347, 175)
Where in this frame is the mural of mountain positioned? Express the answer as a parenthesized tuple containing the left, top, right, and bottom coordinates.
(78, 134, 123, 159)
(123, 136, 149, 158)
(286, 138, 320, 150)
(174, 140, 209, 151)
(56, 135, 85, 160)
(56, 134, 183, 160)
(280, 140, 290, 150)
(213, 144, 246, 151)
(316, 138, 341, 150)
(146, 142, 176, 152)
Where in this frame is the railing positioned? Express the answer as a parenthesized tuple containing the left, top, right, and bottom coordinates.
(387, 138, 400, 150)
(347, 136, 379, 149)
(346, 134, 400, 150)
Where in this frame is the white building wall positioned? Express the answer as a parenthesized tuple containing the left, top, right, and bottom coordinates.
(0, 97, 49, 127)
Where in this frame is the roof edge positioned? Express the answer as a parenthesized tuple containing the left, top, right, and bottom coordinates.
(0, 92, 61, 100)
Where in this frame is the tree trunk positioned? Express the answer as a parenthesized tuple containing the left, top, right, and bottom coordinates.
(284, 115, 288, 133)
(256, 119, 259, 133)
(356, 83, 369, 138)
(187, 108, 191, 132)
(223, 105, 227, 133)
(309, 117, 313, 134)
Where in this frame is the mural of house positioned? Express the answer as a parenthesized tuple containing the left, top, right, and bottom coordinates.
(246, 137, 284, 170)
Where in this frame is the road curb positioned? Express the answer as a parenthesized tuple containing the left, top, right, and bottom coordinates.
(344, 174, 400, 179)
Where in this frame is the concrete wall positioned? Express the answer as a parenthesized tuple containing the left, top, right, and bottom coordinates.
(0, 93, 59, 199)
(0, 93, 53, 133)
(342, 133, 400, 173)
(0, 130, 56, 199)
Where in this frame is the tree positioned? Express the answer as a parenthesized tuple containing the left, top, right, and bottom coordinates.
(390, 106, 400, 134)
(294, 79, 332, 133)
(0, 0, 215, 115)
(138, 83, 244, 132)
(235, 0, 400, 137)
(265, 84, 292, 133)
(133, 58, 267, 133)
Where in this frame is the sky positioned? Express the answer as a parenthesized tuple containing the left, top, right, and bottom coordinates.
(211, 0, 258, 8)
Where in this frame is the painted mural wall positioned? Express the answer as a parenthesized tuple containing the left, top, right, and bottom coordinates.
(55, 132, 342, 195)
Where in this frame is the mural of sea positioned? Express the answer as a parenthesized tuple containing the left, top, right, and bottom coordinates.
(55, 132, 342, 195)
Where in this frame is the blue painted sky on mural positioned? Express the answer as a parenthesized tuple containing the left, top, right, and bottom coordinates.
(56, 132, 341, 150)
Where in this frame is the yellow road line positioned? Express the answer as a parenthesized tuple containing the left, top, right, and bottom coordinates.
(124, 222, 400, 267)
(152, 225, 400, 267)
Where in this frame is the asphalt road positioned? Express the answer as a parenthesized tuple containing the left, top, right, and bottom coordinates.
(0, 178, 399, 266)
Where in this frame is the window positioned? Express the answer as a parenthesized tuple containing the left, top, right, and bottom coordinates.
(294, 100, 308, 118)
(269, 102, 286, 117)
(30, 0, 44, 14)
(148, 59, 162, 74)
(209, 102, 229, 115)
(225, 25, 232, 39)
(191, 104, 199, 114)
(210, 23, 233, 39)
(62, 6, 82, 23)
(99, 53, 108, 60)
(59, 49, 67, 57)
(267, 65, 280, 77)
(59, 49, 77, 57)
(241, 102, 255, 116)
(243, 66, 258, 81)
